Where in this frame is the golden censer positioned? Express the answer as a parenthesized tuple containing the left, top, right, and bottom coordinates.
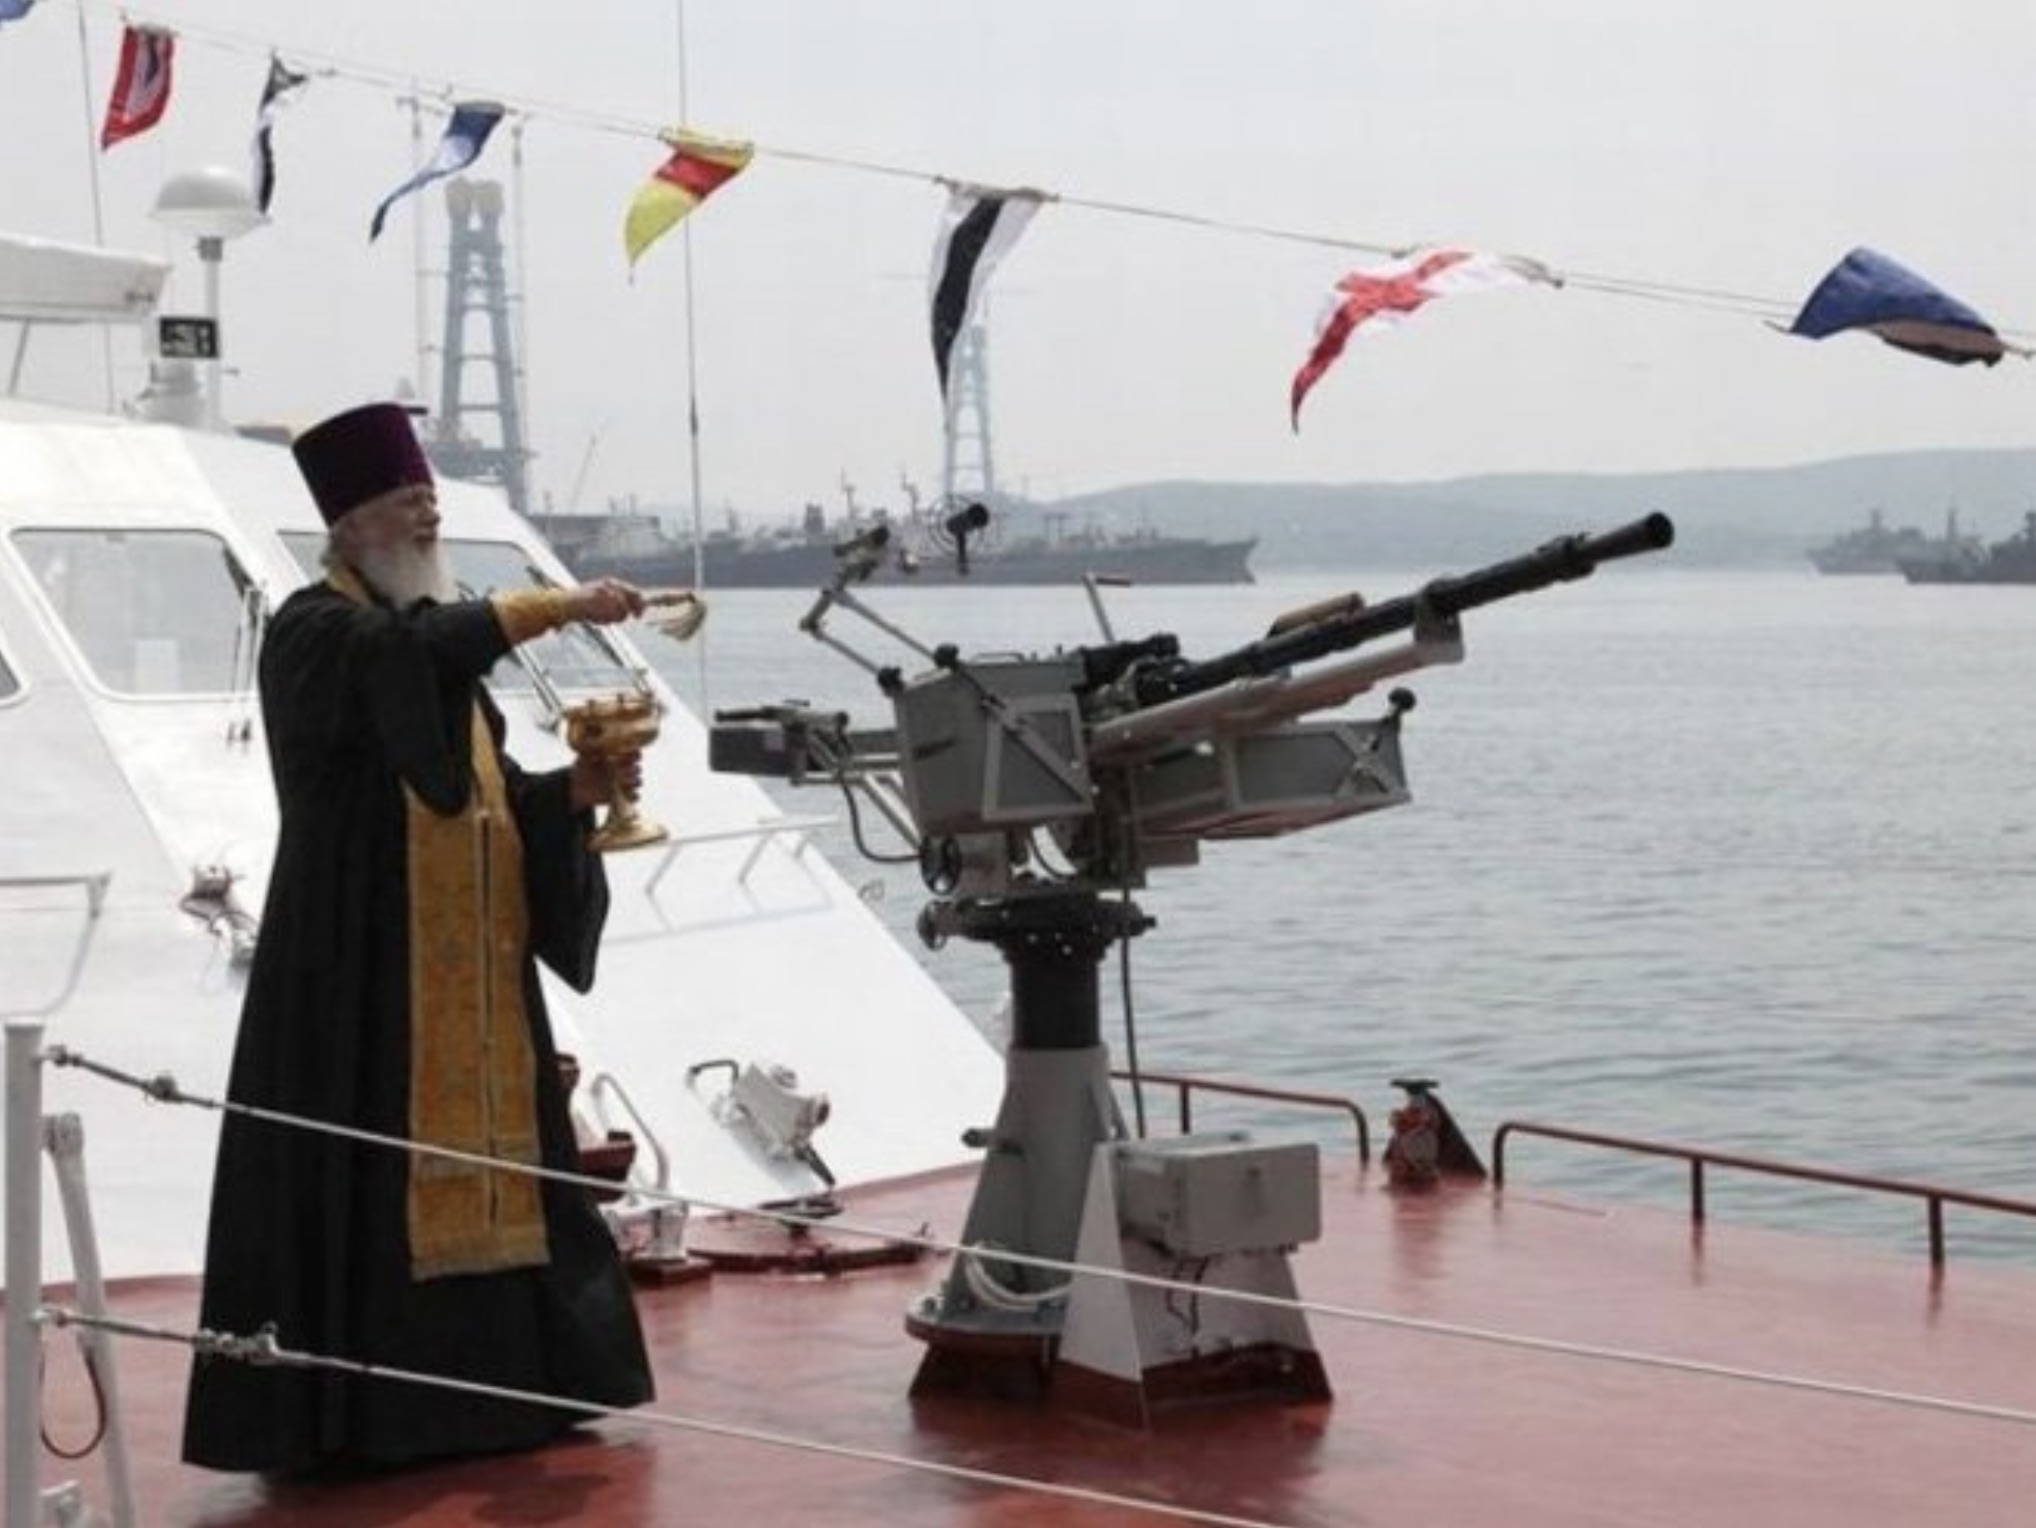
(563, 692, 668, 852)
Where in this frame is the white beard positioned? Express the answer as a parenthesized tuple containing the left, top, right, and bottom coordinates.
(354, 540, 457, 609)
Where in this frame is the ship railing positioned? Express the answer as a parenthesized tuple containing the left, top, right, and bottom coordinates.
(0, 874, 111, 1023)
(1112, 1069, 1370, 1165)
(1491, 1118, 2036, 1268)
(5, 873, 132, 1528)
(642, 813, 839, 899)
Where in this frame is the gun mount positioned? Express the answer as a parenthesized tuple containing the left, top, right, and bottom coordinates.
(710, 512, 1674, 1408)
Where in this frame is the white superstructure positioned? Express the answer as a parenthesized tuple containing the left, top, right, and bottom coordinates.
(0, 235, 1002, 1285)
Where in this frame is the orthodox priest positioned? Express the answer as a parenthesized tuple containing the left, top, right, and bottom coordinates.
(183, 402, 654, 1473)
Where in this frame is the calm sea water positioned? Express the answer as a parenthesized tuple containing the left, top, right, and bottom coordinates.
(651, 564, 2036, 1262)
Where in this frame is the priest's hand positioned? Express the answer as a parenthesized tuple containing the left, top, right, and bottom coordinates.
(566, 578, 647, 625)
(571, 749, 643, 814)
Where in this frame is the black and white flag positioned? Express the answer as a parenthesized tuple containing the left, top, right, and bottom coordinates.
(928, 186, 1040, 401)
(249, 54, 310, 214)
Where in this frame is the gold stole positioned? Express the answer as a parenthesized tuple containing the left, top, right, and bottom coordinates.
(327, 568, 551, 1280)
(404, 706, 551, 1279)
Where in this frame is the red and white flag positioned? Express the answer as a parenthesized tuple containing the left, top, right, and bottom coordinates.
(1289, 248, 1560, 430)
(101, 23, 175, 150)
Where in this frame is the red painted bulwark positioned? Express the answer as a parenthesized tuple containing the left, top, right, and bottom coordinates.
(12, 1161, 2036, 1526)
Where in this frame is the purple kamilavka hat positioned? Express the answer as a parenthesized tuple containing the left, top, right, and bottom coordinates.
(291, 402, 433, 525)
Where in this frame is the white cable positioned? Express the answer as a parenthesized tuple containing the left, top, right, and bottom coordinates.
(44, 1044, 2036, 1430)
(40, 1306, 1293, 1528)
(959, 1242, 1068, 1312)
(52, 0, 1972, 336)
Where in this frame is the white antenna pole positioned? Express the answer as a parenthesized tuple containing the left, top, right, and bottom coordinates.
(410, 94, 428, 409)
(72, 9, 117, 410)
(675, 0, 712, 703)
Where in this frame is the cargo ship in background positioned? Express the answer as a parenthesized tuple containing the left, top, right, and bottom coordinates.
(530, 481, 1257, 589)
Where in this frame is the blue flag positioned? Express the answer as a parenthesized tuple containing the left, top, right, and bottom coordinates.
(0, 0, 37, 23)
(369, 101, 504, 242)
(1788, 247, 2011, 366)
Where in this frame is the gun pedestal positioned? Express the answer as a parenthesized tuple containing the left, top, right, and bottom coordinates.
(906, 890, 1332, 1422)
(906, 891, 1147, 1401)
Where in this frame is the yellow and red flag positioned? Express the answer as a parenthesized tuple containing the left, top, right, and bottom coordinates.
(623, 128, 753, 270)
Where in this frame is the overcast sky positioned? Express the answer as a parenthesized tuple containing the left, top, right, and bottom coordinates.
(6, 2, 2036, 523)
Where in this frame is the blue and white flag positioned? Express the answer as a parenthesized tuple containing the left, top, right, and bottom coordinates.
(0, 1, 40, 26)
(369, 101, 504, 242)
(250, 55, 310, 215)
(1788, 247, 2017, 366)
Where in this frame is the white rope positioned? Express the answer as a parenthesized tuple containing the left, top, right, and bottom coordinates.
(43, 1044, 2036, 1431)
(45, 1046, 651, 1207)
(49, 0, 2000, 337)
(38, 1306, 1294, 1528)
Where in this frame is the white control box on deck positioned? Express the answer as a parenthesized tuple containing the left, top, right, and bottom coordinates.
(1113, 1133, 1321, 1258)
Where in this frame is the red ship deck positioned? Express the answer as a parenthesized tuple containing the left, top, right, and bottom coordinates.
(17, 1158, 2036, 1527)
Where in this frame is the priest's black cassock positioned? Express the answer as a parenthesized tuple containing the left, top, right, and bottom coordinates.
(182, 576, 652, 1473)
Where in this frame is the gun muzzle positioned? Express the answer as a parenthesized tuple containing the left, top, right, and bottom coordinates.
(1424, 512, 1675, 618)
(1141, 513, 1676, 705)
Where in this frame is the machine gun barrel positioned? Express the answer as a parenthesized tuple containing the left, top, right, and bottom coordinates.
(1144, 512, 1674, 704)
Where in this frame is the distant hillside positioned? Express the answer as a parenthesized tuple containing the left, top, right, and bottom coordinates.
(1027, 449, 2036, 570)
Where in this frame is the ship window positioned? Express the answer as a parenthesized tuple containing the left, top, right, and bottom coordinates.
(10, 528, 258, 696)
(272, 532, 633, 692)
(446, 539, 635, 693)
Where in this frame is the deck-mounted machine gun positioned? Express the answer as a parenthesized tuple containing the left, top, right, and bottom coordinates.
(711, 510, 1676, 1417)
